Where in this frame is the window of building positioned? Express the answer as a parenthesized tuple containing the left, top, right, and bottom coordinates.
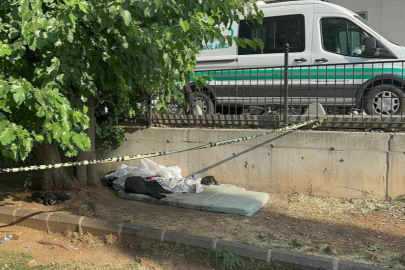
(321, 18, 369, 57)
(238, 14, 305, 55)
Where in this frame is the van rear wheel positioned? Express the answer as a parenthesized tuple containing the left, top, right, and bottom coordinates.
(195, 92, 214, 115)
(364, 85, 405, 115)
(167, 92, 214, 115)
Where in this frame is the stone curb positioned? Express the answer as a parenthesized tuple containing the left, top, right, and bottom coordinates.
(0, 206, 389, 270)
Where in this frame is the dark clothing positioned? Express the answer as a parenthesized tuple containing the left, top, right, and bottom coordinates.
(124, 176, 172, 200)
(31, 191, 72, 206)
(201, 176, 218, 186)
(101, 170, 117, 187)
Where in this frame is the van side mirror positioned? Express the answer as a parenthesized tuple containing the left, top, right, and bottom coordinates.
(362, 36, 377, 57)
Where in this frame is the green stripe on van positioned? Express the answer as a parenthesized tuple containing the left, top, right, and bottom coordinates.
(194, 67, 405, 81)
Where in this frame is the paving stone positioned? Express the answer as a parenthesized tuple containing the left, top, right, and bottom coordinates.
(338, 260, 389, 270)
(0, 206, 18, 227)
(47, 213, 81, 233)
(271, 249, 335, 270)
(163, 231, 215, 249)
(13, 209, 50, 232)
(120, 223, 164, 242)
(80, 217, 120, 236)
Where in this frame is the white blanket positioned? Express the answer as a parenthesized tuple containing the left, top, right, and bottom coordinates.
(105, 159, 203, 194)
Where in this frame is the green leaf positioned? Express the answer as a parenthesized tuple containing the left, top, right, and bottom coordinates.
(35, 134, 44, 142)
(72, 133, 90, 150)
(20, 0, 30, 15)
(8, 30, 20, 40)
(219, 36, 225, 46)
(11, 85, 26, 105)
(238, 39, 247, 49)
(207, 17, 215, 25)
(33, 0, 43, 14)
(0, 121, 8, 131)
(78, 2, 89, 13)
(226, 35, 233, 47)
(52, 124, 63, 141)
(179, 19, 190, 32)
(36, 107, 45, 117)
(120, 10, 132, 26)
(0, 130, 16, 146)
(0, 44, 12, 57)
(0, 100, 11, 113)
(67, 29, 74, 43)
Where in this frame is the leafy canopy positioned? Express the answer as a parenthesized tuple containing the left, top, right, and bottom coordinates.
(0, 0, 263, 161)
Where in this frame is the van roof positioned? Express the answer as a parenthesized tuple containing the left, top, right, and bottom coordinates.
(257, 0, 357, 16)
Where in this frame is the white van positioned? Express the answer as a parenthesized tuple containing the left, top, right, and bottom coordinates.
(192, 0, 405, 116)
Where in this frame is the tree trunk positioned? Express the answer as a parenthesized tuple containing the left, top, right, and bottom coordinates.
(33, 144, 80, 191)
(74, 95, 100, 187)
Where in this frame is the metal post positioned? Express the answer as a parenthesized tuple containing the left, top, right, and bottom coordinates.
(147, 94, 152, 127)
(284, 43, 289, 127)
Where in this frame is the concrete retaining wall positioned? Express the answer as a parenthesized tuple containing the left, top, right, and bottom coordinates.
(98, 127, 405, 200)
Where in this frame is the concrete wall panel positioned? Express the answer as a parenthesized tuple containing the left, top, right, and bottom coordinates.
(99, 128, 403, 199)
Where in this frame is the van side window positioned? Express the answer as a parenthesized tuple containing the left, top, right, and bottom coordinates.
(321, 18, 369, 57)
(239, 14, 305, 55)
(275, 20, 299, 49)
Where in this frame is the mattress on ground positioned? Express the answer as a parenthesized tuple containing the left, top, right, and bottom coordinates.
(116, 185, 269, 216)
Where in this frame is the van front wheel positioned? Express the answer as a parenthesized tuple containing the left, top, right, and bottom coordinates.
(364, 85, 405, 115)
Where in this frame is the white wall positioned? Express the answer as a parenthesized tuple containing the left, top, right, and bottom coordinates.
(329, 0, 405, 45)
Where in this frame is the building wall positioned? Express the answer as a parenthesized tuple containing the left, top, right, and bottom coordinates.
(329, 0, 405, 45)
(99, 127, 405, 200)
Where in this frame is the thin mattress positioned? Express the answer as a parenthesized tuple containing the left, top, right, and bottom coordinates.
(117, 185, 269, 216)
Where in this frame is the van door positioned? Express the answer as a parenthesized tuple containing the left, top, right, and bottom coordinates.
(311, 13, 381, 111)
(196, 26, 238, 114)
(235, 6, 313, 111)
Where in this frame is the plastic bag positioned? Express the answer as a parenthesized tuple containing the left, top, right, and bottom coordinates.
(141, 158, 183, 180)
(105, 164, 154, 180)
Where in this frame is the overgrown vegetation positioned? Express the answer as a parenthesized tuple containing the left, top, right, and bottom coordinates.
(0, 0, 263, 190)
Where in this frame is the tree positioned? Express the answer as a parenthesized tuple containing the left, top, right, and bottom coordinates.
(0, 0, 263, 190)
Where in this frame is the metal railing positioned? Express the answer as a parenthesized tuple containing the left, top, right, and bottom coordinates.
(128, 45, 405, 129)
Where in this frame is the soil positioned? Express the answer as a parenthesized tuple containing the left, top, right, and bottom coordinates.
(1, 172, 405, 269)
(0, 226, 214, 270)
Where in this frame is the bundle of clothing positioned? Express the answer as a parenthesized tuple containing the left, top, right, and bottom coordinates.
(31, 191, 72, 206)
(102, 159, 218, 200)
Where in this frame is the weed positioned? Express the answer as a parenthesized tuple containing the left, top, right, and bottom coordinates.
(391, 253, 405, 265)
(363, 252, 378, 263)
(23, 172, 35, 188)
(321, 244, 336, 255)
(140, 239, 291, 270)
(288, 238, 302, 249)
(0, 250, 143, 270)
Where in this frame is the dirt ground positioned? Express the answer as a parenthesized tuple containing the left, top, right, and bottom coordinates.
(0, 226, 216, 270)
(1, 173, 405, 269)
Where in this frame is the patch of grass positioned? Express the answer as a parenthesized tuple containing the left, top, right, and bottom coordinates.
(321, 244, 336, 255)
(288, 238, 302, 250)
(391, 253, 405, 265)
(362, 252, 378, 263)
(140, 239, 291, 270)
(0, 250, 142, 270)
(0, 251, 33, 265)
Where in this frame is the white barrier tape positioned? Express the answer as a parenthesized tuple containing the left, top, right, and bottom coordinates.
(0, 118, 326, 174)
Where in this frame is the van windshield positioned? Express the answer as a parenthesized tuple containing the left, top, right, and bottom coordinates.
(354, 15, 398, 45)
